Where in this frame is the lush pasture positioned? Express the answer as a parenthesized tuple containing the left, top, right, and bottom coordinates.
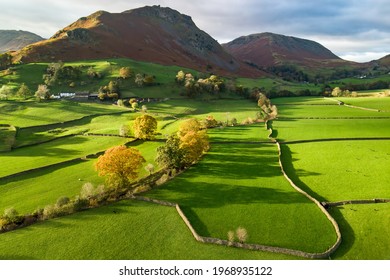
(337, 97, 390, 111)
(148, 143, 337, 253)
(0, 100, 126, 127)
(0, 200, 294, 260)
(271, 96, 337, 105)
(208, 123, 270, 142)
(0, 136, 129, 178)
(329, 204, 390, 260)
(282, 141, 390, 201)
(276, 104, 390, 118)
(272, 119, 390, 141)
(0, 141, 162, 214)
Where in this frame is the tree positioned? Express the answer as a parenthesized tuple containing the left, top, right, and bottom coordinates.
(35, 84, 50, 100)
(0, 53, 12, 70)
(135, 73, 144, 87)
(175, 70, 185, 84)
(133, 114, 158, 140)
(331, 87, 342, 97)
(156, 118, 209, 170)
(119, 124, 130, 137)
(0, 85, 12, 100)
(95, 146, 145, 188)
(145, 163, 155, 175)
(119, 67, 132, 79)
(156, 134, 184, 169)
(16, 83, 32, 99)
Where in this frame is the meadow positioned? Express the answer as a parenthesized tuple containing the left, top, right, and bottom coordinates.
(0, 58, 389, 260)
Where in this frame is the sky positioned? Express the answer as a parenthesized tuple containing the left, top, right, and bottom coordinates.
(1, 0, 389, 62)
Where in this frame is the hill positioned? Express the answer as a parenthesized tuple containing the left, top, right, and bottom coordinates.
(0, 30, 44, 53)
(12, 6, 260, 77)
(222, 32, 348, 68)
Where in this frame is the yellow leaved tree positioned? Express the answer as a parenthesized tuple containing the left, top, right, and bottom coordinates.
(95, 145, 145, 188)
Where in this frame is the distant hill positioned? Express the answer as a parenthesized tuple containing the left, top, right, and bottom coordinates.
(222, 32, 348, 68)
(12, 6, 260, 77)
(0, 30, 44, 53)
(377, 54, 390, 66)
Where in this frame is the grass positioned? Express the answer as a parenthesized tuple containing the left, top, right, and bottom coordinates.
(0, 141, 162, 215)
(0, 200, 295, 260)
(208, 123, 270, 142)
(281, 141, 390, 201)
(147, 143, 337, 253)
(337, 97, 390, 111)
(329, 204, 390, 260)
(276, 103, 390, 118)
(0, 100, 127, 128)
(272, 119, 390, 141)
(0, 135, 129, 178)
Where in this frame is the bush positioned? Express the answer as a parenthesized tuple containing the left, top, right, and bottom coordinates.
(0, 218, 9, 230)
(227, 230, 235, 245)
(42, 205, 57, 220)
(72, 196, 89, 211)
(236, 227, 248, 243)
(80, 182, 95, 199)
(56, 196, 70, 207)
(3, 207, 21, 223)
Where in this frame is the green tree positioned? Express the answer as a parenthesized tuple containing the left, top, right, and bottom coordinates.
(16, 83, 32, 99)
(133, 114, 158, 140)
(0, 85, 12, 100)
(156, 134, 184, 169)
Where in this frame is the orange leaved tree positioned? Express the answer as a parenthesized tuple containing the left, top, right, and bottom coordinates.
(95, 145, 145, 188)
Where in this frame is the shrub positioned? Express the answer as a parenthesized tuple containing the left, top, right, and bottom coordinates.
(227, 230, 235, 245)
(0, 218, 9, 230)
(56, 196, 70, 207)
(236, 227, 248, 243)
(80, 182, 95, 199)
(3, 207, 20, 223)
(42, 205, 57, 220)
(155, 174, 169, 186)
(72, 196, 89, 211)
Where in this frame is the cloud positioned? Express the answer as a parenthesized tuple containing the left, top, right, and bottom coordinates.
(0, 0, 388, 62)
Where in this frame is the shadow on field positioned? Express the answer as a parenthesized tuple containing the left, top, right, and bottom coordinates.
(2, 136, 89, 158)
(279, 144, 326, 202)
(328, 207, 355, 259)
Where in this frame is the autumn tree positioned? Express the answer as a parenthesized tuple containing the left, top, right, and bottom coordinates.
(156, 118, 209, 169)
(119, 67, 132, 79)
(178, 119, 209, 166)
(133, 114, 158, 140)
(35, 84, 50, 100)
(95, 145, 145, 188)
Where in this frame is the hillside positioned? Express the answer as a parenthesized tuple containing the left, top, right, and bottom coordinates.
(222, 32, 348, 68)
(0, 30, 44, 53)
(12, 6, 260, 77)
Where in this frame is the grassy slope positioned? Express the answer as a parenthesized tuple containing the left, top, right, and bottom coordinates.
(0, 136, 130, 178)
(273, 119, 390, 141)
(147, 143, 337, 253)
(0, 141, 162, 214)
(282, 141, 390, 201)
(0, 200, 295, 260)
(0, 100, 127, 127)
(329, 204, 390, 260)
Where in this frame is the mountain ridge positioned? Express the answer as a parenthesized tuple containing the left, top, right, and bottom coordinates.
(0, 30, 44, 53)
(12, 6, 261, 77)
(222, 32, 348, 68)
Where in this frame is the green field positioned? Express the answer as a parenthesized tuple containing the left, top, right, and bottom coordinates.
(0, 135, 129, 178)
(147, 143, 337, 253)
(0, 200, 294, 260)
(272, 119, 390, 141)
(0, 58, 389, 260)
(281, 141, 390, 201)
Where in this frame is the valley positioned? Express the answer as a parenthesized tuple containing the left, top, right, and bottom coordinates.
(0, 5, 389, 261)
